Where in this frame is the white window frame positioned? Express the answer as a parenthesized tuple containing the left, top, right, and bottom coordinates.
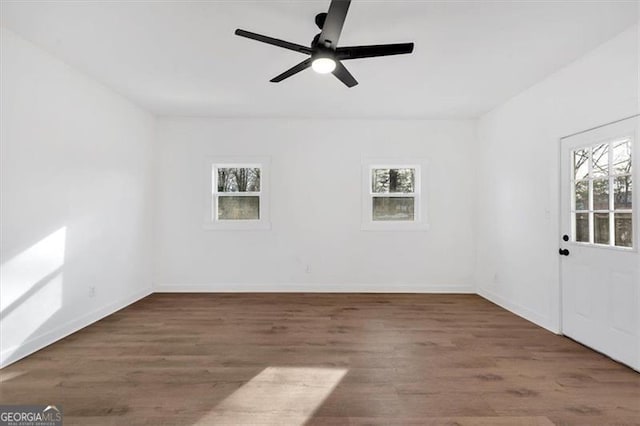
(361, 158, 429, 231)
(569, 135, 634, 250)
(204, 157, 271, 230)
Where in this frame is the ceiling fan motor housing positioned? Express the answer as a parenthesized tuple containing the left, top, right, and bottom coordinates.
(312, 47, 335, 61)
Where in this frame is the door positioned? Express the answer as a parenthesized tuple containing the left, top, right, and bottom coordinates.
(560, 116, 640, 371)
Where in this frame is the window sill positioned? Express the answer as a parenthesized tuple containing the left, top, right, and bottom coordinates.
(204, 221, 271, 231)
(361, 222, 429, 232)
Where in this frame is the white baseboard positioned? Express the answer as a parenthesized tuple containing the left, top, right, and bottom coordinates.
(477, 286, 560, 334)
(0, 286, 152, 369)
(154, 283, 475, 294)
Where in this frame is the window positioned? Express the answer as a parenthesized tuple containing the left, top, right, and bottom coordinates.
(571, 138, 632, 248)
(205, 158, 270, 230)
(361, 159, 428, 231)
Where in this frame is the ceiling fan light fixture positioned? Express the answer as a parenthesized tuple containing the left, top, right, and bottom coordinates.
(312, 57, 336, 74)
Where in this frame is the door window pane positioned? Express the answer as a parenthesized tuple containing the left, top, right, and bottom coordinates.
(217, 168, 261, 192)
(573, 149, 589, 180)
(614, 176, 632, 210)
(372, 168, 415, 193)
(594, 213, 610, 245)
(570, 138, 633, 248)
(574, 180, 589, 210)
(217, 196, 260, 220)
(615, 213, 633, 247)
(592, 144, 609, 178)
(575, 213, 589, 243)
(612, 140, 631, 175)
(372, 197, 415, 221)
(593, 179, 609, 210)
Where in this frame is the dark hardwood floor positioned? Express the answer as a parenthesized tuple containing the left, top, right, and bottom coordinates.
(1, 294, 639, 425)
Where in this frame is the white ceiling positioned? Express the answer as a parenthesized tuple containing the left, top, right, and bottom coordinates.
(1, 1, 637, 119)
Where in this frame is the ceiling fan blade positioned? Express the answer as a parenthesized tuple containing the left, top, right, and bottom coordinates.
(318, 0, 351, 49)
(235, 29, 312, 54)
(337, 43, 414, 60)
(270, 58, 313, 83)
(332, 61, 358, 88)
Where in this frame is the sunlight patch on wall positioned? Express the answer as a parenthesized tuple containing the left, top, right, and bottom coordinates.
(196, 367, 347, 425)
(0, 227, 66, 365)
(1, 227, 66, 311)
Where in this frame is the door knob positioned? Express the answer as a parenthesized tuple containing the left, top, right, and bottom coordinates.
(559, 248, 570, 256)
(562, 235, 569, 241)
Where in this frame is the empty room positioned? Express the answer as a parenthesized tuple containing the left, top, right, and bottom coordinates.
(1, 0, 639, 425)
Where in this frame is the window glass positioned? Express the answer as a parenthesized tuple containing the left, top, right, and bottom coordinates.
(594, 213, 610, 245)
(217, 196, 260, 220)
(614, 176, 632, 210)
(372, 168, 415, 193)
(209, 161, 270, 229)
(592, 179, 609, 210)
(372, 197, 415, 221)
(592, 143, 609, 178)
(612, 140, 631, 176)
(573, 149, 589, 180)
(217, 168, 261, 192)
(363, 162, 425, 230)
(574, 180, 589, 211)
(575, 213, 589, 243)
(615, 213, 633, 247)
(571, 138, 633, 248)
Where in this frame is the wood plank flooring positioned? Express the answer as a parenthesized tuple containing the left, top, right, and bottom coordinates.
(1, 294, 639, 425)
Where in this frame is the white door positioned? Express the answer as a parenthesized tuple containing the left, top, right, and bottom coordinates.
(560, 116, 640, 371)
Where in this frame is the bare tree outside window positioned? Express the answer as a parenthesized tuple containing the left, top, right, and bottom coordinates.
(217, 168, 261, 192)
(372, 168, 414, 193)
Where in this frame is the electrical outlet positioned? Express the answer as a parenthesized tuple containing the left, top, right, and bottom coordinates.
(89, 286, 96, 298)
(305, 265, 311, 274)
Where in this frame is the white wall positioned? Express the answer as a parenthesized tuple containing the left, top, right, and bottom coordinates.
(0, 28, 156, 367)
(474, 25, 639, 332)
(154, 118, 476, 292)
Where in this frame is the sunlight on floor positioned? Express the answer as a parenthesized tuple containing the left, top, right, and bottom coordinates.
(0, 227, 66, 365)
(196, 367, 347, 425)
(0, 370, 27, 383)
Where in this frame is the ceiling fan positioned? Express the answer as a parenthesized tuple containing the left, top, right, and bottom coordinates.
(234, 0, 414, 88)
